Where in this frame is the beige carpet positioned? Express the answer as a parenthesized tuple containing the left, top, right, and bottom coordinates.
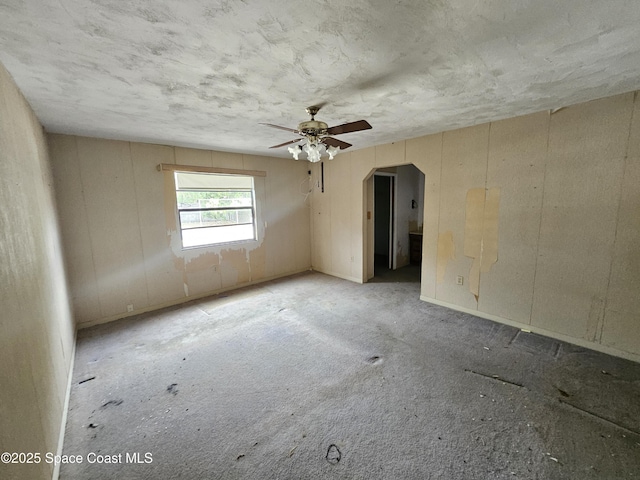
(60, 271, 640, 479)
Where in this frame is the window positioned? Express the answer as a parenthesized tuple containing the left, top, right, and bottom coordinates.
(174, 171, 256, 248)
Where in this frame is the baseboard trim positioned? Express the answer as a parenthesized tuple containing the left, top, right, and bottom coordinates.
(77, 268, 313, 329)
(310, 268, 363, 284)
(421, 295, 640, 364)
(52, 328, 77, 480)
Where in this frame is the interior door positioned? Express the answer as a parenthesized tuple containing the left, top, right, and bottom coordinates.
(374, 174, 395, 271)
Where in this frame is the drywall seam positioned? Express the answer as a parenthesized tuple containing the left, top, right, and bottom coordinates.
(586, 297, 606, 342)
(476, 122, 493, 298)
(464, 188, 486, 298)
(484, 122, 492, 190)
(434, 133, 444, 296)
(77, 268, 312, 329)
(436, 231, 455, 283)
(601, 91, 637, 344)
(528, 111, 552, 325)
(74, 135, 103, 319)
(128, 141, 151, 307)
(420, 295, 640, 364)
(481, 188, 500, 274)
(464, 187, 500, 300)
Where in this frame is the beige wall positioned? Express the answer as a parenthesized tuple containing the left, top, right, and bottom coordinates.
(49, 135, 311, 327)
(0, 64, 75, 479)
(311, 91, 640, 362)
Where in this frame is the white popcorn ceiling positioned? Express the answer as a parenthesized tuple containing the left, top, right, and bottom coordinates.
(1, 0, 640, 157)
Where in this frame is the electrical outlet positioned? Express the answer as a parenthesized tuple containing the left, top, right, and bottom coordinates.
(456, 276, 464, 285)
(212, 265, 218, 273)
(127, 304, 134, 312)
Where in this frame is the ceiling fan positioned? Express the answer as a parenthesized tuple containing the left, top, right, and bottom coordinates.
(261, 106, 372, 162)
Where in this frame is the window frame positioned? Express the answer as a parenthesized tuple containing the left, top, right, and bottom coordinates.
(170, 168, 261, 250)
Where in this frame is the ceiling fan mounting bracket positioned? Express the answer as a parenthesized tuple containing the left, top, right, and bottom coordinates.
(305, 105, 321, 119)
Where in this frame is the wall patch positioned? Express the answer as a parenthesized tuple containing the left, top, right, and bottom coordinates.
(464, 187, 500, 300)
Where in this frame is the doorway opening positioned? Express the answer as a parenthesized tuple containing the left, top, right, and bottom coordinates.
(366, 165, 425, 283)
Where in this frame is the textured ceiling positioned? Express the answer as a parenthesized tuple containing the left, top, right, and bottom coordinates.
(1, 0, 640, 157)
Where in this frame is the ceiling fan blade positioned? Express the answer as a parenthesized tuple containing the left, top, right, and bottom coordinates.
(322, 137, 352, 150)
(260, 123, 299, 134)
(269, 139, 302, 149)
(326, 119, 372, 135)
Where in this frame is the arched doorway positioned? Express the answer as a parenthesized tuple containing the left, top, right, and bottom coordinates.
(364, 164, 425, 283)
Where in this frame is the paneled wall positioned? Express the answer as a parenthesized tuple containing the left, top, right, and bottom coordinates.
(311, 91, 640, 361)
(0, 63, 75, 480)
(49, 135, 311, 327)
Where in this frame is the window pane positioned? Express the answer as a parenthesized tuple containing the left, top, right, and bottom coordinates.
(173, 172, 257, 249)
(179, 208, 253, 229)
(182, 224, 255, 248)
(176, 190, 253, 209)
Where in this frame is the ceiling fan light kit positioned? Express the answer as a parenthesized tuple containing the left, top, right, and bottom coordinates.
(262, 106, 372, 163)
(288, 141, 340, 163)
